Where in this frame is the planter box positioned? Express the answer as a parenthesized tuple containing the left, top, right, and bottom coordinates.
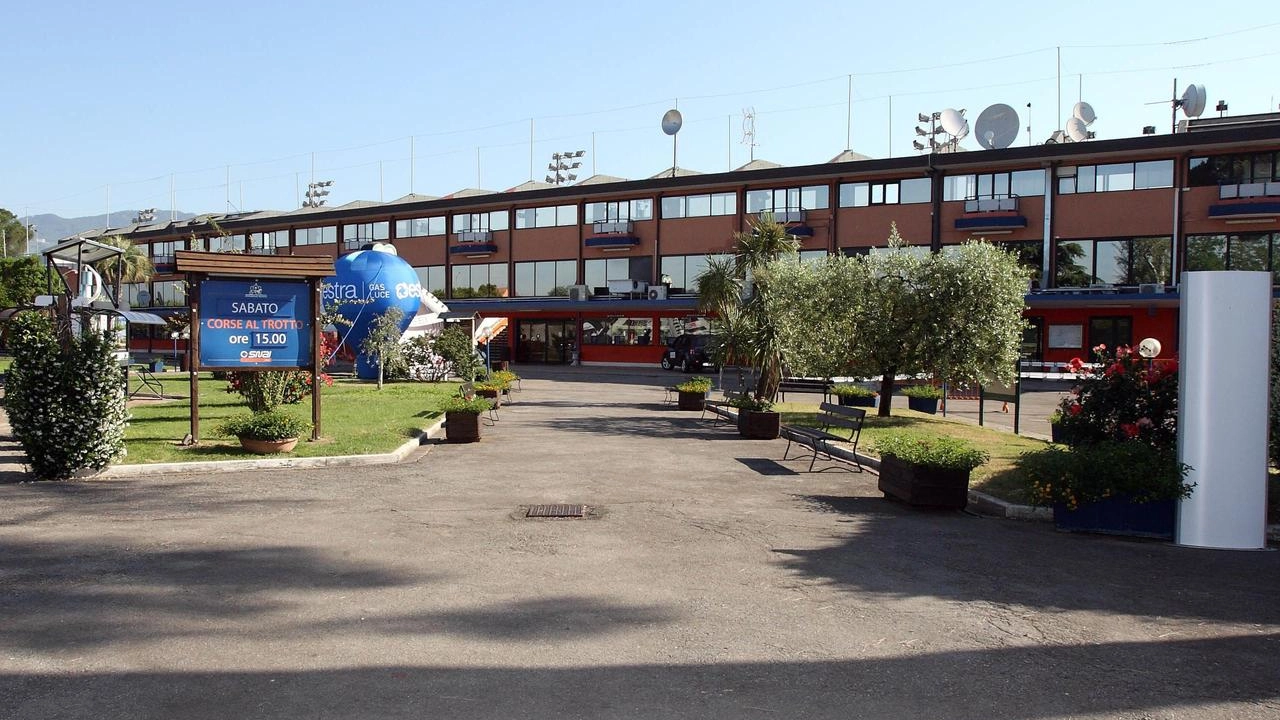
(444, 410, 482, 443)
(677, 390, 707, 411)
(239, 437, 299, 454)
(737, 409, 781, 439)
(906, 396, 940, 414)
(1053, 497, 1176, 540)
(1050, 423, 1069, 444)
(838, 395, 876, 408)
(477, 388, 501, 408)
(877, 454, 970, 509)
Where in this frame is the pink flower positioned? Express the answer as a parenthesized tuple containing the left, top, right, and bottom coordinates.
(1137, 417, 1154, 429)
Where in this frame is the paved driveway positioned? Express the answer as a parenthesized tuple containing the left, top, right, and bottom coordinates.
(2, 373, 1277, 719)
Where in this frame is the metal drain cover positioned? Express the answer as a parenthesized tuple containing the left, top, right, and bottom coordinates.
(525, 504, 587, 518)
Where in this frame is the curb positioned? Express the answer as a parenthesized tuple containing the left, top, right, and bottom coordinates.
(94, 417, 447, 478)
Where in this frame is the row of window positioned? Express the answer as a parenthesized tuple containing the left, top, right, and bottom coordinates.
(942, 170, 1046, 202)
(1057, 160, 1174, 194)
(1189, 152, 1280, 186)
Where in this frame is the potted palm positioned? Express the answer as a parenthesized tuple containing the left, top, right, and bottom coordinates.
(902, 385, 943, 414)
(832, 383, 876, 408)
(217, 410, 311, 454)
(872, 434, 988, 509)
(675, 376, 713, 411)
(730, 395, 780, 439)
(440, 395, 491, 443)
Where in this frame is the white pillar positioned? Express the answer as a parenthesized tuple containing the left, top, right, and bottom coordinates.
(1176, 271, 1271, 550)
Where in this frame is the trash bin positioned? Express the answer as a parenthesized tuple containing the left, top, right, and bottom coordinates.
(150, 359, 165, 373)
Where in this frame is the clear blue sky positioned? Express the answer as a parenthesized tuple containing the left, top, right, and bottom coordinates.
(3, 1, 1278, 227)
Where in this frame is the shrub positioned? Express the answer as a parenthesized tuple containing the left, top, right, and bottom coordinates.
(1055, 345, 1177, 452)
(473, 381, 503, 393)
(491, 369, 518, 389)
(432, 326, 483, 381)
(676, 376, 712, 393)
(831, 383, 875, 398)
(900, 384, 944, 399)
(225, 335, 335, 412)
(1018, 441, 1193, 509)
(729, 395, 774, 412)
(872, 434, 988, 472)
(217, 410, 311, 441)
(440, 395, 493, 414)
(4, 312, 129, 480)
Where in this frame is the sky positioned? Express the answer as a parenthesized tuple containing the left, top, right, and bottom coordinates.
(3, 1, 1278, 228)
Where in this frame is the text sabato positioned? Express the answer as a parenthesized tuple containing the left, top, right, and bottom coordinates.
(205, 318, 305, 330)
(322, 281, 433, 303)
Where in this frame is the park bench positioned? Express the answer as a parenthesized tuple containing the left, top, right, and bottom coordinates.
(780, 402, 866, 472)
(778, 377, 833, 404)
(459, 381, 499, 424)
(701, 389, 752, 424)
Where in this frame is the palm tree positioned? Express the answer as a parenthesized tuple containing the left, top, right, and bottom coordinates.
(694, 213, 799, 402)
(93, 235, 154, 287)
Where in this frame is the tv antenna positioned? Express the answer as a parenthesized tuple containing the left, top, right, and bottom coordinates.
(661, 108, 683, 178)
(974, 103, 1020, 150)
(741, 107, 758, 162)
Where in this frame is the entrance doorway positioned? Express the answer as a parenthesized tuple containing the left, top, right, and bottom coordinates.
(515, 319, 577, 364)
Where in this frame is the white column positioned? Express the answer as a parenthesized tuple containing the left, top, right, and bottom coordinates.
(1177, 271, 1271, 550)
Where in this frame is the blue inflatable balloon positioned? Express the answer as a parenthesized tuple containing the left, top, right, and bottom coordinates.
(323, 248, 424, 379)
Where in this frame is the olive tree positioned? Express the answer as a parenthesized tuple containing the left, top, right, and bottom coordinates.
(359, 307, 405, 390)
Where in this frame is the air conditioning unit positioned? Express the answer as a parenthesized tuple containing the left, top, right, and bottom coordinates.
(1138, 283, 1165, 295)
(647, 285, 668, 300)
(567, 284, 591, 301)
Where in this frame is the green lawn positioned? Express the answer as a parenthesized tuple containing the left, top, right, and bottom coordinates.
(124, 374, 461, 464)
(778, 402, 1050, 504)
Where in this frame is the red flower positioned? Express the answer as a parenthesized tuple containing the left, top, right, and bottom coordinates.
(1067, 357, 1084, 372)
(1120, 423, 1140, 439)
(1105, 362, 1125, 377)
(1068, 403, 1082, 416)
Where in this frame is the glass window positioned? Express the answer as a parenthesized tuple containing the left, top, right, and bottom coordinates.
(1058, 175, 1077, 194)
(1010, 169, 1045, 197)
(1093, 239, 1126, 285)
(534, 206, 556, 227)
(711, 192, 736, 215)
(1089, 317, 1132, 351)
(899, 177, 931, 204)
(1095, 164, 1134, 192)
(884, 183, 899, 204)
(515, 208, 536, 229)
(799, 185, 829, 210)
(152, 280, 187, 307)
(413, 266, 446, 297)
(1055, 241, 1093, 287)
(1130, 237, 1171, 284)
(661, 196, 685, 219)
(514, 260, 577, 296)
(1076, 166, 1096, 193)
(297, 226, 336, 245)
(943, 175, 976, 201)
(124, 282, 147, 307)
(583, 316, 654, 346)
(556, 205, 576, 226)
(1232, 234, 1269, 271)
(1185, 234, 1227, 272)
(631, 198, 653, 221)
(839, 182, 870, 207)
(687, 194, 711, 217)
(489, 210, 508, 231)
(870, 184, 884, 204)
(343, 222, 389, 242)
(746, 190, 771, 213)
(1134, 160, 1173, 189)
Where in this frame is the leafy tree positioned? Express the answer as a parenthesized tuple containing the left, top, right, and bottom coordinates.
(0, 209, 31, 257)
(695, 213, 799, 402)
(763, 254, 864, 381)
(93, 235, 154, 286)
(360, 307, 405, 389)
(0, 256, 55, 308)
(431, 325, 482, 381)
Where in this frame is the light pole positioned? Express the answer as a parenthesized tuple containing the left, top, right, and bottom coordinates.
(545, 150, 584, 186)
(303, 180, 333, 208)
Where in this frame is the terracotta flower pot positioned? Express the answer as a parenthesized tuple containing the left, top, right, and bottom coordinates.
(239, 437, 299, 454)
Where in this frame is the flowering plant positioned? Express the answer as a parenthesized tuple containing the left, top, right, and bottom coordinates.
(225, 335, 336, 412)
(1055, 344, 1178, 452)
(1021, 441, 1192, 509)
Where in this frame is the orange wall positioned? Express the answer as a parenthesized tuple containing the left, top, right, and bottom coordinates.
(1054, 189, 1174, 239)
(391, 236, 446, 265)
(836, 204, 931, 248)
(658, 216, 739, 255)
(512, 226, 579, 262)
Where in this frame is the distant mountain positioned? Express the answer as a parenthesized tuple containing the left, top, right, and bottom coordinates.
(30, 211, 198, 243)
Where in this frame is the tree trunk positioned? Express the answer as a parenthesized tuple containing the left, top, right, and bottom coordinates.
(878, 369, 896, 417)
(377, 361, 384, 390)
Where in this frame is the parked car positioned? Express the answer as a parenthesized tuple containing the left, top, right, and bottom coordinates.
(661, 334, 717, 372)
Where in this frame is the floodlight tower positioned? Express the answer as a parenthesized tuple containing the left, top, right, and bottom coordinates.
(134, 208, 157, 224)
(545, 151, 584, 186)
(303, 180, 334, 208)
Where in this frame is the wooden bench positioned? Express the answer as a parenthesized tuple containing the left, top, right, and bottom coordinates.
(459, 381, 499, 424)
(778, 377, 833, 404)
(781, 402, 866, 472)
(701, 389, 751, 424)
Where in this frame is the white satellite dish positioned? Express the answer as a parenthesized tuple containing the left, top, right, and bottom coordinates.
(1137, 337, 1162, 358)
(1065, 116, 1090, 142)
(1072, 101, 1096, 126)
(974, 103, 1020, 150)
(1181, 84, 1206, 118)
(940, 108, 968, 139)
(661, 109, 683, 136)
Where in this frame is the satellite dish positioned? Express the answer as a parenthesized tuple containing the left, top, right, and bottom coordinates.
(1072, 101, 1096, 126)
(974, 104, 1020, 150)
(1181, 84, 1206, 118)
(1137, 337, 1162, 359)
(940, 108, 968, 138)
(1065, 116, 1090, 142)
(661, 109, 683, 136)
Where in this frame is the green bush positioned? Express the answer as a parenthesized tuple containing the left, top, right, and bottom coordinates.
(900, 384, 944, 399)
(831, 383, 875, 398)
(216, 410, 311, 441)
(473, 381, 503, 393)
(676, 376, 713, 393)
(1056, 346, 1177, 452)
(432, 326, 482, 381)
(4, 312, 129, 480)
(872, 434, 988, 472)
(728, 395, 774, 412)
(1017, 441, 1192, 509)
(440, 395, 493, 414)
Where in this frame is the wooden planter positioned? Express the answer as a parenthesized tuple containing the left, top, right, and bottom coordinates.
(444, 410, 482, 443)
(838, 394, 876, 408)
(239, 437, 299, 454)
(1053, 496, 1176, 540)
(877, 454, 970, 509)
(477, 388, 501, 408)
(906, 396, 940, 414)
(677, 390, 707, 411)
(737, 409, 781, 439)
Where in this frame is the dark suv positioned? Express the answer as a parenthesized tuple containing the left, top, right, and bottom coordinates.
(661, 334, 717, 372)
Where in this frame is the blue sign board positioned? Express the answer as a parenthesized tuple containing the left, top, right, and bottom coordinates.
(199, 279, 312, 368)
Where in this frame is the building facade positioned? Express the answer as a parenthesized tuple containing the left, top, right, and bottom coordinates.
(80, 118, 1280, 370)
